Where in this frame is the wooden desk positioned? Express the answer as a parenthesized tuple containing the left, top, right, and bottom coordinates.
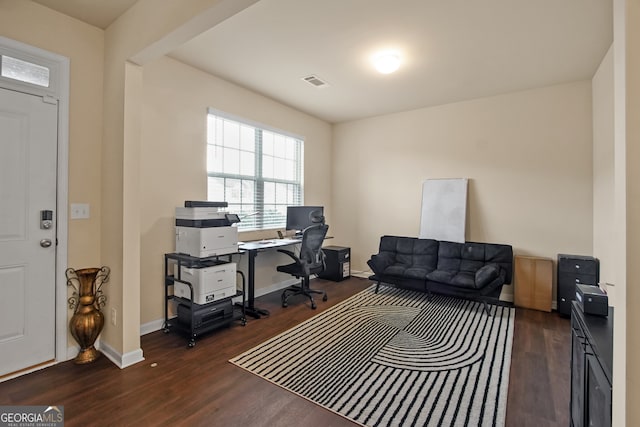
(514, 255, 553, 312)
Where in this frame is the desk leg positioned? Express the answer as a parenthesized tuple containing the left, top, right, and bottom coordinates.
(243, 249, 270, 318)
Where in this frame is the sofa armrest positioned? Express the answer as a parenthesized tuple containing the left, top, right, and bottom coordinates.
(475, 263, 502, 289)
(367, 252, 395, 276)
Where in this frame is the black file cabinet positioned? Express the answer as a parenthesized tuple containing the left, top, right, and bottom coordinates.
(557, 254, 599, 316)
(319, 246, 350, 282)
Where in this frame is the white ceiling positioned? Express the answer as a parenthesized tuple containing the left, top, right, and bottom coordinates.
(169, 0, 612, 123)
(32, 0, 138, 29)
(32, 0, 613, 124)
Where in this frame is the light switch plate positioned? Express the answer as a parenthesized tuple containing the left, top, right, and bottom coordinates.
(70, 203, 90, 219)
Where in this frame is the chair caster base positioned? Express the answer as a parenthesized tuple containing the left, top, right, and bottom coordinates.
(280, 283, 327, 311)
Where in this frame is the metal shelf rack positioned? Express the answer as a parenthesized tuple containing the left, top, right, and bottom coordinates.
(163, 252, 246, 348)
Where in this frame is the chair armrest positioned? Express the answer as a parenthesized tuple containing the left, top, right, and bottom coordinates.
(320, 248, 327, 272)
(277, 248, 301, 264)
(278, 248, 318, 276)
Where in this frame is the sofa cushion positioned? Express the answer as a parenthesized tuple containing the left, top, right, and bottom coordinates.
(427, 270, 477, 289)
(460, 243, 486, 273)
(386, 265, 432, 280)
(436, 241, 462, 271)
(475, 263, 501, 289)
(426, 269, 456, 284)
(437, 241, 488, 273)
(437, 241, 510, 277)
(395, 238, 438, 269)
(451, 271, 476, 289)
(377, 235, 439, 274)
(484, 244, 514, 283)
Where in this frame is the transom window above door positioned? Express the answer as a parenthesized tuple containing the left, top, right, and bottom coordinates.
(1, 54, 50, 87)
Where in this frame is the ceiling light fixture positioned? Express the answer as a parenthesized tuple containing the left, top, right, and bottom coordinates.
(373, 52, 401, 74)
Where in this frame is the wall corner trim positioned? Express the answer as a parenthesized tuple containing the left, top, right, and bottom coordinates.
(98, 340, 145, 369)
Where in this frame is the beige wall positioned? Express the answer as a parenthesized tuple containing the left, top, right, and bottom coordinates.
(332, 81, 594, 303)
(592, 45, 615, 300)
(0, 0, 104, 268)
(139, 55, 332, 325)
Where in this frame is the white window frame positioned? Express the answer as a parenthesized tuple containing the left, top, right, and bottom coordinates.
(207, 108, 304, 231)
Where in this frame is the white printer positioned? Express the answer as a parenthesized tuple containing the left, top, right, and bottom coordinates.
(175, 201, 240, 257)
(175, 261, 237, 305)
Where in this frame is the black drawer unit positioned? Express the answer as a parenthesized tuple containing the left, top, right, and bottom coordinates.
(557, 254, 599, 316)
(318, 246, 351, 282)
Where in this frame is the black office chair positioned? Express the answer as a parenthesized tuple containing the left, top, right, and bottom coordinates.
(277, 223, 329, 309)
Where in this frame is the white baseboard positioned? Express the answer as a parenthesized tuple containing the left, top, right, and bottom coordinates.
(140, 318, 166, 336)
(351, 270, 372, 279)
(499, 287, 514, 302)
(120, 348, 145, 369)
(254, 278, 299, 298)
(65, 339, 144, 369)
(97, 340, 145, 369)
(66, 344, 80, 361)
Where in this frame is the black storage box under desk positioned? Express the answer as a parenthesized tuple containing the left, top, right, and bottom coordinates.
(318, 246, 351, 282)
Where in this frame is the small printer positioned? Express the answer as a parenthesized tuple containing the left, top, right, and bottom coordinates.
(575, 284, 608, 317)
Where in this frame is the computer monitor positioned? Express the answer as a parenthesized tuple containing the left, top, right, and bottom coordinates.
(286, 206, 324, 234)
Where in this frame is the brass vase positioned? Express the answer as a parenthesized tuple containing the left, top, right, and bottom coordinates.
(66, 266, 110, 364)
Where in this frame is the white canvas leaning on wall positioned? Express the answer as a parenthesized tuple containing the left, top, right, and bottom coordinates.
(419, 178, 468, 243)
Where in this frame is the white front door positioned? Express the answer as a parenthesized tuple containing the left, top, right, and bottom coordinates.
(0, 87, 58, 376)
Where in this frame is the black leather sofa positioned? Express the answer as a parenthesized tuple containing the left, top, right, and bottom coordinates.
(367, 236, 513, 313)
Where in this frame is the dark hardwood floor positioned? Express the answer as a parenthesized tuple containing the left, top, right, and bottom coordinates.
(0, 277, 570, 426)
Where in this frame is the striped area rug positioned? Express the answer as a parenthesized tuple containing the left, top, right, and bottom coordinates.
(230, 285, 514, 427)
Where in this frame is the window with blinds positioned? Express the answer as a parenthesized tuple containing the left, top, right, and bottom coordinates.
(207, 109, 304, 231)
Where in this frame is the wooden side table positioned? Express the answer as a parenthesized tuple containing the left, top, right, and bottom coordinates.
(514, 255, 553, 312)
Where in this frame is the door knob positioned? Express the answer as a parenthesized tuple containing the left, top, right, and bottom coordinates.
(40, 239, 52, 248)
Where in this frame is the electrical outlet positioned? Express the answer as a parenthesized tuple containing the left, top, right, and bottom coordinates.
(70, 203, 90, 219)
(111, 308, 117, 326)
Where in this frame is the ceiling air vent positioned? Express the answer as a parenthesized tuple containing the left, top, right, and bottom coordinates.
(302, 75, 329, 88)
